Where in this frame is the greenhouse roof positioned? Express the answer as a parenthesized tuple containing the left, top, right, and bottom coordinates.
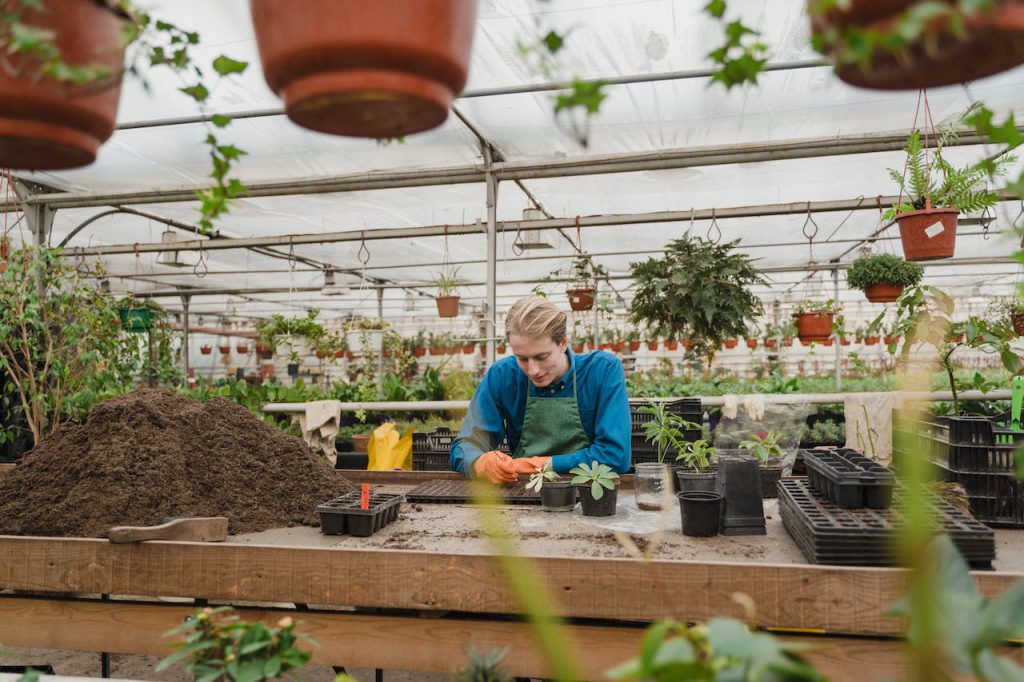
(6, 0, 1024, 333)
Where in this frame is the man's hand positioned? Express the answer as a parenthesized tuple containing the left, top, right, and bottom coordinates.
(512, 456, 551, 475)
(473, 450, 518, 484)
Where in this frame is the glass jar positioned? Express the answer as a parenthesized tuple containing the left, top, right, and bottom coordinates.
(634, 462, 670, 511)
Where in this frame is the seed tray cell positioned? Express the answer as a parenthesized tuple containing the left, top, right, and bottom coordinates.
(318, 492, 403, 537)
(405, 479, 542, 505)
(803, 449, 894, 509)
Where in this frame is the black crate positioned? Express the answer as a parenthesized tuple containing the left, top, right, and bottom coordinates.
(412, 451, 450, 471)
(939, 465, 1024, 528)
(318, 492, 403, 537)
(803, 448, 894, 509)
(412, 427, 456, 453)
(630, 398, 702, 427)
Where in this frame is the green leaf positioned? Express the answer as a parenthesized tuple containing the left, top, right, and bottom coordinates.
(211, 114, 233, 128)
(542, 30, 564, 53)
(212, 55, 248, 76)
(590, 479, 604, 500)
(704, 0, 727, 18)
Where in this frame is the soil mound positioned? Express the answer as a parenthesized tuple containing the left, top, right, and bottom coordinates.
(0, 389, 350, 537)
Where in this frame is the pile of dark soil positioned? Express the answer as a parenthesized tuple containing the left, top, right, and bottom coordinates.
(0, 390, 351, 537)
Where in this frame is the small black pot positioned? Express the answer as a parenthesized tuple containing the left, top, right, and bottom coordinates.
(287, 362, 299, 376)
(676, 469, 716, 493)
(540, 482, 576, 511)
(678, 491, 723, 537)
(578, 483, 617, 516)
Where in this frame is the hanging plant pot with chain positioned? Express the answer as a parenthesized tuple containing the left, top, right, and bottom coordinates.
(792, 301, 836, 343)
(895, 207, 959, 260)
(566, 287, 596, 311)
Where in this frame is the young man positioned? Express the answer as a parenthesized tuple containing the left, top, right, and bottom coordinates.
(450, 296, 631, 484)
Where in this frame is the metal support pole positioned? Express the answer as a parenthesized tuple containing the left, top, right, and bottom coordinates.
(592, 280, 600, 349)
(833, 268, 842, 391)
(180, 294, 191, 385)
(376, 288, 385, 395)
(483, 151, 498, 367)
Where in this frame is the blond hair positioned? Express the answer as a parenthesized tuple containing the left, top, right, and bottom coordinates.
(505, 296, 567, 344)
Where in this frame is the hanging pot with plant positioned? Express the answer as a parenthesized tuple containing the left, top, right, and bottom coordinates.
(792, 300, 837, 343)
(255, 343, 273, 359)
(847, 252, 924, 302)
(219, 345, 231, 355)
(118, 304, 155, 333)
(809, 0, 1024, 90)
(200, 344, 213, 355)
(723, 338, 738, 349)
(236, 343, 249, 354)
(566, 287, 596, 312)
(434, 265, 462, 318)
(0, 0, 130, 170)
(564, 255, 604, 312)
(745, 338, 757, 349)
(883, 106, 1012, 261)
(250, 0, 477, 140)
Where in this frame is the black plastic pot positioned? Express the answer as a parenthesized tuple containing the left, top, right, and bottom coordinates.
(287, 362, 299, 376)
(578, 483, 617, 516)
(540, 482, 576, 511)
(678, 491, 723, 537)
(676, 469, 716, 493)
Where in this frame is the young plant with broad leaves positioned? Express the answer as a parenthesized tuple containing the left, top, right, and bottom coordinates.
(676, 438, 717, 473)
(637, 402, 700, 464)
(739, 430, 783, 464)
(569, 460, 620, 500)
(525, 460, 561, 492)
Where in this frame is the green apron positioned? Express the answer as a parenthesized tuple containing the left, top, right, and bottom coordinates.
(512, 368, 591, 458)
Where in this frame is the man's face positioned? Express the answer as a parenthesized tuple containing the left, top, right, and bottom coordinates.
(509, 333, 568, 388)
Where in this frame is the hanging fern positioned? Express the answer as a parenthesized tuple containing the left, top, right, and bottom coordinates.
(884, 105, 1014, 219)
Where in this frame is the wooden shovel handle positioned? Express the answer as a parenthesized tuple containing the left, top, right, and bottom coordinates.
(108, 517, 228, 543)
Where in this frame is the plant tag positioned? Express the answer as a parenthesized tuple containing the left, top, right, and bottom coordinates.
(360, 483, 370, 509)
(923, 220, 945, 239)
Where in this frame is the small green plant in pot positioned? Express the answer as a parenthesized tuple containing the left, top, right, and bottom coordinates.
(569, 460, 620, 516)
(675, 438, 717, 494)
(990, 297, 1024, 337)
(526, 461, 576, 512)
(846, 253, 924, 303)
(739, 430, 785, 499)
(434, 267, 464, 318)
(792, 299, 838, 343)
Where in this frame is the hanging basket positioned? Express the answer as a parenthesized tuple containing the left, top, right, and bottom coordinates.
(812, 1, 1024, 90)
(249, 0, 477, 139)
(723, 339, 738, 349)
(896, 208, 958, 261)
(0, 0, 128, 170)
(863, 282, 905, 303)
(118, 307, 154, 333)
(793, 311, 834, 342)
(566, 287, 596, 311)
(435, 295, 460, 317)
(746, 338, 758, 349)
(1012, 312, 1024, 336)
(200, 345, 213, 355)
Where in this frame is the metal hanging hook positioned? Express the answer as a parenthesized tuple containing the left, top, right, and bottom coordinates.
(980, 205, 995, 239)
(358, 234, 370, 265)
(802, 202, 820, 241)
(706, 209, 722, 244)
(193, 241, 208, 278)
(688, 207, 695, 236)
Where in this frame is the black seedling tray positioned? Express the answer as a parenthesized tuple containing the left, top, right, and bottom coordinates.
(412, 427, 456, 453)
(803, 448, 894, 509)
(778, 479, 994, 568)
(405, 479, 541, 505)
(318, 492, 403, 537)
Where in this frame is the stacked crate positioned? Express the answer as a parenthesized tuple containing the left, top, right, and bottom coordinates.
(630, 398, 703, 469)
(411, 427, 510, 471)
(893, 412, 1024, 527)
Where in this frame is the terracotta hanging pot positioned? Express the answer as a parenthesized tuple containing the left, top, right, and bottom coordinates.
(646, 341, 659, 351)
(497, 345, 507, 354)
(765, 338, 777, 349)
(864, 336, 880, 345)
(723, 339, 738, 349)
(864, 282, 905, 303)
(573, 344, 584, 353)
(428, 347, 444, 356)
(219, 345, 231, 355)
(665, 341, 679, 351)
(0, 0, 129, 170)
(746, 338, 758, 349)
(435, 295, 460, 317)
(566, 287, 596, 311)
(461, 345, 475, 355)
(249, 0, 477, 139)
(628, 341, 641, 352)
(413, 347, 426, 357)
(611, 342, 625, 352)
(1012, 312, 1024, 336)
(811, 0, 1024, 90)
(896, 207, 958, 260)
(793, 312, 834, 342)
(236, 344, 249, 354)
(822, 338, 835, 347)
(200, 345, 213, 355)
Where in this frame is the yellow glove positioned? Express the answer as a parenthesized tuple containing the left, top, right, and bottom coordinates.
(473, 450, 518, 484)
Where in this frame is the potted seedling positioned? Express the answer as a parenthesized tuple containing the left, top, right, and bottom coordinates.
(792, 300, 837, 343)
(846, 252, 924, 303)
(674, 438, 717, 494)
(882, 108, 1012, 261)
(218, 344, 231, 355)
(636, 402, 691, 510)
(738, 430, 785, 499)
(199, 344, 213, 355)
(526, 461, 576, 512)
(434, 268, 463, 318)
(569, 461, 620, 517)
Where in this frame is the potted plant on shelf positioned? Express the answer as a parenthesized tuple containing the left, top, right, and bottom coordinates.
(218, 344, 231, 355)
(846, 252, 924, 303)
(723, 338, 739, 349)
(564, 255, 606, 312)
(882, 110, 1012, 261)
(116, 297, 161, 333)
(990, 297, 1024, 337)
(200, 344, 213, 355)
(674, 438, 717, 494)
(630, 235, 766, 376)
(569, 461, 620, 517)
(434, 267, 463, 318)
(792, 300, 838, 343)
(526, 461, 576, 512)
(236, 342, 249, 354)
(635, 402, 693, 510)
(738, 431, 785, 499)
(249, 0, 477, 139)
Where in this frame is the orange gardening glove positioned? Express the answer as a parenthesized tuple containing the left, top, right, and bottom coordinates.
(512, 456, 552, 475)
(473, 450, 518, 484)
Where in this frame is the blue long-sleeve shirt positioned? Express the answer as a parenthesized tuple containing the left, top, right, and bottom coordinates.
(450, 348, 631, 476)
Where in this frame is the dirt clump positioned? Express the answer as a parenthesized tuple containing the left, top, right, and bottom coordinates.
(0, 390, 350, 537)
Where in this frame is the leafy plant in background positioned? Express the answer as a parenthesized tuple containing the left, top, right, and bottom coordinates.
(157, 606, 313, 682)
(739, 430, 783, 463)
(846, 253, 924, 291)
(0, 247, 170, 447)
(0, 1, 249, 232)
(255, 310, 337, 363)
(630, 234, 766, 370)
(792, 299, 839, 316)
(434, 266, 464, 297)
(607, 617, 824, 681)
(569, 460, 619, 500)
(883, 106, 1013, 220)
(454, 646, 514, 682)
(116, 296, 183, 386)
